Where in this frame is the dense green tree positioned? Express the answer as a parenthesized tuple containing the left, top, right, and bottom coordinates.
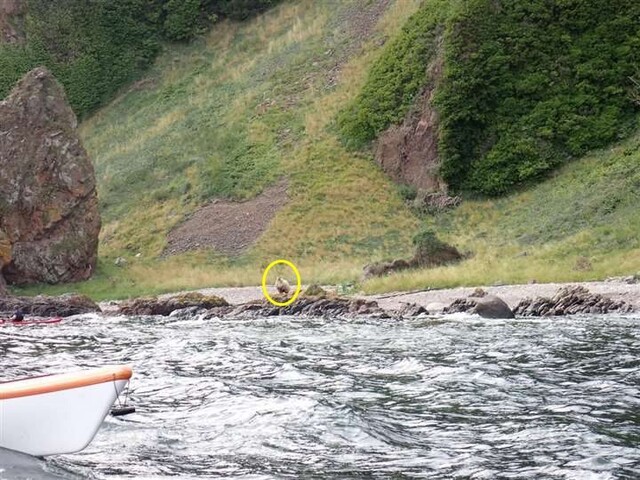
(436, 0, 640, 195)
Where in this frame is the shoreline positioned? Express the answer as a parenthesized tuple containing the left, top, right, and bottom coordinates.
(368, 280, 640, 313)
(99, 279, 640, 316)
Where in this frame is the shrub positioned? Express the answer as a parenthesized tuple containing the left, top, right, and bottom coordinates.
(336, 0, 452, 148)
(207, 0, 281, 21)
(339, 0, 640, 196)
(397, 184, 418, 202)
(163, 0, 204, 41)
(435, 0, 640, 195)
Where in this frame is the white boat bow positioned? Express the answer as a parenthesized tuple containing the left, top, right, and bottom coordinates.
(0, 365, 132, 456)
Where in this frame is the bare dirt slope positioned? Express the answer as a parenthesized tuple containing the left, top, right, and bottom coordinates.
(164, 179, 288, 257)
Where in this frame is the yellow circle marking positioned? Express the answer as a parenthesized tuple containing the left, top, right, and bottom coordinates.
(261, 259, 302, 307)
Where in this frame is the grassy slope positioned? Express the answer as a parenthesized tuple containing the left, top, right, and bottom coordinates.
(364, 129, 640, 293)
(11, 0, 640, 300)
(12, 0, 421, 300)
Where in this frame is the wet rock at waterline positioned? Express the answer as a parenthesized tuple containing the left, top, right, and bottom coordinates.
(0, 294, 100, 317)
(474, 295, 515, 319)
(222, 297, 389, 319)
(444, 285, 636, 318)
(394, 302, 429, 317)
(514, 285, 634, 316)
(117, 293, 431, 320)
(0, 67, 100, 286)
(118, 293, 229, 316)
(444, 292, 515, 319)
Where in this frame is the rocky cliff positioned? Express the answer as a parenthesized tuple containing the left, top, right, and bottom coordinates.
(0, 67, 100, 286)
(0, 0, 25, 44)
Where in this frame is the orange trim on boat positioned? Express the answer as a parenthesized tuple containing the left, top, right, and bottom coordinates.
(0, 365, 132, 400)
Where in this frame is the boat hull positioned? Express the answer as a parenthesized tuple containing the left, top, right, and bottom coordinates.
(0, 366, 132, 456)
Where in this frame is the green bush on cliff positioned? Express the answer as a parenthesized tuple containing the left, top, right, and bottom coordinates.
(207, 0, 282, 21)
(436, 0, 640, 195)
(162, 0, 205, 40)
(339, 0, 640, 195)
(0, 0, 163, 117)
(336, 0, 453, 147)
(0, 44, 40, 101)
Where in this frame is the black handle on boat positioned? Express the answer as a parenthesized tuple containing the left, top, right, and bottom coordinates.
(111, 406, 136, 417)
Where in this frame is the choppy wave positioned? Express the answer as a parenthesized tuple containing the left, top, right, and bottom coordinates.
(1, 313, 639, 478)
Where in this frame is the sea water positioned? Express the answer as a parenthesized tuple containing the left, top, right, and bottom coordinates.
(1, 313, 639, 479)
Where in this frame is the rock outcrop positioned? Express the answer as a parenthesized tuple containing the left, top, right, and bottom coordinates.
(118, 293, 229, 316)
(514, 286, 634, 316)
(224, 296, 389, 319)
(0, 0, 25, 44)
(444, 289, 515, 319)
(114, 293, 428, 320)
(411, 191, 461, 214)
(0, 230, 8, 294)
(363, 230, 464, 280)
(0, 67, 101, 285)
(363, 259, 412, 279)
(0, 293, 100, 317)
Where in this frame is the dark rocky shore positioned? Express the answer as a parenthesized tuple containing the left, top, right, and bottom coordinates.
(1, 283, 638, 321)
(0, 294, 100, 317)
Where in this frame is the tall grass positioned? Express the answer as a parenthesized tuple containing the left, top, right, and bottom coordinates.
(50, 0, 419, 299)
(363, 131, 640, 293)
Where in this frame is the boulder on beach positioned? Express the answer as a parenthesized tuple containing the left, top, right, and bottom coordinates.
(474, 295, 515, 319)
(444, 292, 515, 319)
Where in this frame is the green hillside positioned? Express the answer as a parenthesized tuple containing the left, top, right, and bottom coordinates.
(8, 0, 640, 300)
(365, 130, 640, 293)
(65, 0, 420, 298)
(340, 0, 640, 195)
(0, 0, 283, 118)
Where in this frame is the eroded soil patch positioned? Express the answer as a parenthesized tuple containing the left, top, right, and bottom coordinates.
(164, 179, 288, 257)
